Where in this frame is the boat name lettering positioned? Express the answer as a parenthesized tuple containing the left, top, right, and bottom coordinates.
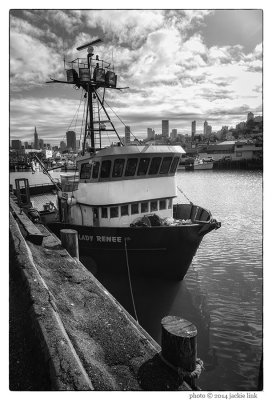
(78, 234, 122, 243)
(96, 235, 122, 243)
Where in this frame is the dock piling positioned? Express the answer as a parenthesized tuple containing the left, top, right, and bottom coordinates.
(60, 229, 79, 259)
(161, 316, 201, 388)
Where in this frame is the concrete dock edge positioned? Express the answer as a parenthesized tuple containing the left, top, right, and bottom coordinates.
(9, 210, 191, 391)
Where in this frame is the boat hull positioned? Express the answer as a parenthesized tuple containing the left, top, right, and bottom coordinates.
(48, 222, 208, 280)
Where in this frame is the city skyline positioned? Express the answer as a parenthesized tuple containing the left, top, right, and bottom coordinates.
(10, 9, 262, 145)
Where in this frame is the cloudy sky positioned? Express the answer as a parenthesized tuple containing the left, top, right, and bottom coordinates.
(10, 9, 262, 146)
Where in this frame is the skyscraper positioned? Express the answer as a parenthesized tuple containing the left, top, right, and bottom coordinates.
(147, 128, 155, 140)
(191, 121, 196, 141)
(162, 120, 169, 138)
(11, 140, 22, 150)
(125, 126, 131, 144)
(66, 130, 76, 151)
(34, 126, 39, 149)
(203, 120, 208, 135)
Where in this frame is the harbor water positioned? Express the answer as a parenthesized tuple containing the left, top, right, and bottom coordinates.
(9, 169, 263, 391)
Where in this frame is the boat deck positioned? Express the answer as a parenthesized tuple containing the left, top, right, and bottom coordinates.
(31, 193, 57, 212)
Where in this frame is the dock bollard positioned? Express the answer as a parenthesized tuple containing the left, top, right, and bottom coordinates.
(60, 229, 79, 259)
(161, 316, 202, 389)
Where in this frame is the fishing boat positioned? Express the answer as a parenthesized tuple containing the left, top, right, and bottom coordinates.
(42, 38, 220, 280)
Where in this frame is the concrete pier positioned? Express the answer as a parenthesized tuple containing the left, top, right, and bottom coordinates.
(9, 204, 192, 391)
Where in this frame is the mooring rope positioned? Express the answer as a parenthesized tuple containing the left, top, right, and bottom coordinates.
(124, 237, 139, 323)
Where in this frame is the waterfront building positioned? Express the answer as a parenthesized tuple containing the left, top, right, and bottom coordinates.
(191, 121, 196, 141)
(162, 120, 169, 138)
(198, 140, 262, 162)
(147, 128, 155, 140)
(66, 130, 76, 151)
(247, 112, 254, 121)
(11, 139, 22, 150)
(34, 126, 39, 149)
(125, 126, 131, 144)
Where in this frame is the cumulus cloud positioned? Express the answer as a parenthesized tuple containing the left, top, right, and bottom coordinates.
(9, 9, 262, 141)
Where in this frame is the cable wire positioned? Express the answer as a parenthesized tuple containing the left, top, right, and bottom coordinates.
(124, 238, 139, 323)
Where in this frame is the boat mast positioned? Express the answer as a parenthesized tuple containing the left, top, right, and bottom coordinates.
(86, 48, 95, 153)
(46, 38, 129, 154)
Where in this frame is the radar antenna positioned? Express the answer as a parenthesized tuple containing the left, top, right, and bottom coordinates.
(76, 38, 103, 51)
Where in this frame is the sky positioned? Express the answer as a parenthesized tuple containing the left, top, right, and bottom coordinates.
(9, 9, 263, 146)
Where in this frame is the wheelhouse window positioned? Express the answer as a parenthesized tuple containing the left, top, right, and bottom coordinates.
(124, 158, 138, 176)
(112, 158, 125, 178)
(148, 157, 162, 175)
(168, 199, 173, 209)
(100, 160, 112, 178)
(101, 207, 108, 218)
(92, 161, 100, 179)
(159, 199, 166, 210)
(137, 158, 150, 176)
(110, 207, 119, 218)
(141, 202, 149, 213)
(121, 204, 129, 216)
(80, 163, 92, 180)
(131, 203, 139, 214)
(151, 200, 158, 211)
(169, 157, 180, 173)
(159, 157, 173, 174)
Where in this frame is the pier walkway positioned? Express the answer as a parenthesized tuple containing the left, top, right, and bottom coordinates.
(9, 201, 191, 391)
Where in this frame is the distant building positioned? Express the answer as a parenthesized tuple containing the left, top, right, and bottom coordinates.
(39, 138, 44, 149)
(24, 141, 29, 149)
(125, 126, 131, 144)
(170, 129, 177, 140)
(147, 128, 155, 140)
(162, 120, 169, 138)
(191, 121, 196, 141)
(11, 139, 22, 150)
(66, 130, 76, 151)
(203, 120, 208, 135)
(254, 116, 263, 122)
(76, 139, 81, 151)
(60, 141, 66, 152)
(34, 126, 39, 149)
(206, 125, 212, 136)
(247, 112, 254, 121)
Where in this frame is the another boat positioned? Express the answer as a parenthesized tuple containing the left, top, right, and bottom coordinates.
(42, 38, 220, 280)
(178, 157, 214, 171)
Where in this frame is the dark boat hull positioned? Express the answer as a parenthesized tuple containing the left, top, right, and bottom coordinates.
(47, 221, 215, 280)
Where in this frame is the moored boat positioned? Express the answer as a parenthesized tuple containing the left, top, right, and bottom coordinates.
(178, 157, 214, 171)
(41, 38, 220, 280)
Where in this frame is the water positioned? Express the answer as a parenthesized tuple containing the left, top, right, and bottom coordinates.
(10, 169, 263, 391)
